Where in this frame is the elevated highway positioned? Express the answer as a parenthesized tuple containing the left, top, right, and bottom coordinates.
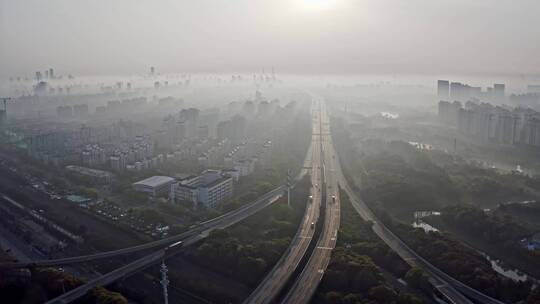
(0, 185, 285, 270)
(281, 98, 341, 304)
(244, 99, 323, 304)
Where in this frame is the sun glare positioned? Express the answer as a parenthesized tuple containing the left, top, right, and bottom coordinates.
(299, 0, 338, 11)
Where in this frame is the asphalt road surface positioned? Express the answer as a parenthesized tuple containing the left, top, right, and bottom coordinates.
(244, 99, 324, 304)
(281, 98, 341, 304)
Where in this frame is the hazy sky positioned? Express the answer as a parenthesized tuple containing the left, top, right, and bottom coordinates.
(1, 0, 539, 77)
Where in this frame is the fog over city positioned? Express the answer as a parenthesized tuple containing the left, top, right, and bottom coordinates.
(1, 0, 540, 77)
(1, 1, 540, 304)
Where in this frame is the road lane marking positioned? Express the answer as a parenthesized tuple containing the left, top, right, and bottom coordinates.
(434, 283, 448, 288)
(404, 257, 417, 261)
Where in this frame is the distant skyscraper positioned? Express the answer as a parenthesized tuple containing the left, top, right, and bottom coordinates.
(437, 80, 450, 100)
(56, 105, 73, 118)
(35, 71, 42, 81)
(0, 98, 6, 124)
(450, 82, 462, 100)
(49, 68, 54, 79)
(243, 100, 256, 116)
(450, 82, 474, 101)
(73, 104, 89, 116)
(179, 108, 200, 139)
(150, 66, 155, 75)
(493, 84, 505, 100)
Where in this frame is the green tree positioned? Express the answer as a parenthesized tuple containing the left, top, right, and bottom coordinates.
(527, 287, 540, 304)
(81, 187, 99, 199)
(343, 293, 362, 304)
(368, 285, 398, 303)
(404, 267, 431, 293)
(398, 293, 423, 304)
(324, 291, 343, 304)
(135, 208, 164, 224)
(87, 287, 128, 304)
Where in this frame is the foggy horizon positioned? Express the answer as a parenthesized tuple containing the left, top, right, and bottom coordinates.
(1, 0, 540, 78)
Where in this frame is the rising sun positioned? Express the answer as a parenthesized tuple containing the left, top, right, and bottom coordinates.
(299, 0, 338, 11)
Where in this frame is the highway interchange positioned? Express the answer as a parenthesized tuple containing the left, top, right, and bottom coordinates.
(0, 184, 286, 270)
(2, 97, 508, 304)
(41, 183, 289, 303)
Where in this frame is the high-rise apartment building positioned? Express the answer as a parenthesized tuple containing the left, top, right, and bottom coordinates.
(437, 80, 450, 100)
(493, 84, 505, 100)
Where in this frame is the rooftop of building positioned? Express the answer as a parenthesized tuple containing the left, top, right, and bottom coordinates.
(174, 173, 195, 180)
(66, 195, 93, 204)
(133, 176, 175, 188)
(205, 176, 232, 188)
(65, 165, 112, 177)
(176, 171, 232, 189)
